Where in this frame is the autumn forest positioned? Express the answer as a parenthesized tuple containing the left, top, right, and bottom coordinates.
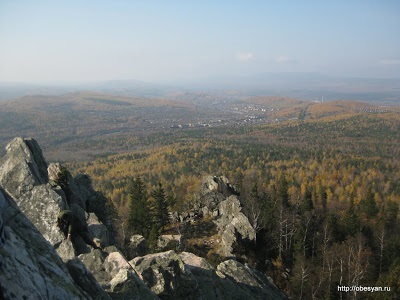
(0, 91, 399, 298)
(63, 100, 400, 299)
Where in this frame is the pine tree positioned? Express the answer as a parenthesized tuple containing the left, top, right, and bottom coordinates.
(128, 177, 151, 237)
(343, 194, 360, 236)
(321, 189, 328, 213)
(277, 173, 289, 207)
(301, 186, 314, 213)
(147, 224, 159, 253)
(151, 182, 169, 231)
(327, 213, 344, 243)
(360, 186, 378, 219)
(383, 200, 398, 230)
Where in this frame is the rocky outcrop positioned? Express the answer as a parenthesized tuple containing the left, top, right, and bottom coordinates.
(201, 175, 238, 198)
(198, 176, 235, 217)
(0, 187, 93, 299)
(171, 176, 256, 258)
(216, 195, 256, 257)
(0, 137, 48, 196)
(0, 138, 67, 246)
(74, 173, 97, 209)
(171, 176, 238, 223)
(66, 257, 110, 299)
(130, 250, 202, 299)
(129, 250, 287, 300)
(157, 234, 182, 251)
(0, 138, 286, 299)
(0, 137, 153, 299)
(78, 247, 157, 299)
(87, 212, 110, 248)
(48, 162, 87, 210)
(199, 176, 256, 257)
(127, 234, 148, 258)
(216, 260, 285, 299)
(0, 138, 111, 251)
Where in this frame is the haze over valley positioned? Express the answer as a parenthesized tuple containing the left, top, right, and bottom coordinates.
(0, 88, 398, 162)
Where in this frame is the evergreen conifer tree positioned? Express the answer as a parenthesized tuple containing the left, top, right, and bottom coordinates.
(151, 182, 169, 231)
(277, 173, 289, 207)
(301, 187, 314, 213)
(128, 177, 151, 237)
(360, 186, 378, 219)
(343, 194, 360, 236)
(147, 224, 159, 253)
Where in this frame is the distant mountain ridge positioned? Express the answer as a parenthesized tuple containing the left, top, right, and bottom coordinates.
(1, 73, 399, 104)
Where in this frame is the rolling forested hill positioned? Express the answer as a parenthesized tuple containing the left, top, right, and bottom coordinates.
(1, 91, 398, 160)
(66, 107, 399, 216)
(1, 91, 399, 297)
(65, 100, 400, 298)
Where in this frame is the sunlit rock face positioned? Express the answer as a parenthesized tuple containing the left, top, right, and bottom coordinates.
(0, 138, 66, 246)
(0, 188, 90, 299)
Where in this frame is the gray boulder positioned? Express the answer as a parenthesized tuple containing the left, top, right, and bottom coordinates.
(0, 137, 48, 197)
(66, 257, 112, 299)
(79, 249, 110, 287)
(181, 176, 256, 259)
(74, 173, 97, 204)
(109, 269, 158, 300)
(0, 138, 67, 246)
(0, 138, 109, 250)
(56, 238, 77, 261)
(57, 238, 110, 298)
(179, 251, 214, 270)
(180, 252, 287, 299)
(18, 184, 67, 245)
(129, 250, 287, 300)
(201, 175, 219, 194)
(0, 138, 114, 298)
(88, 212, 110, 248)
(130, 250, 202, 299)
(197, 176, 235, 218)
(78, 249, 157, 299)
(157, 234, 182, 251)
(104, 251, 132, 277)
(0, 188, 89, 299)
(216, 260, 287, 299)
(201, 176, 238, 198)
(128, 234, 148, 258)
(215, 195, 256, 257)
(177, 252, 228, 299)
(104, 251, 159, 299)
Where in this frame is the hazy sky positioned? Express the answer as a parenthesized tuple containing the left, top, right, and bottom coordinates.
(1, 1, 399, 83)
